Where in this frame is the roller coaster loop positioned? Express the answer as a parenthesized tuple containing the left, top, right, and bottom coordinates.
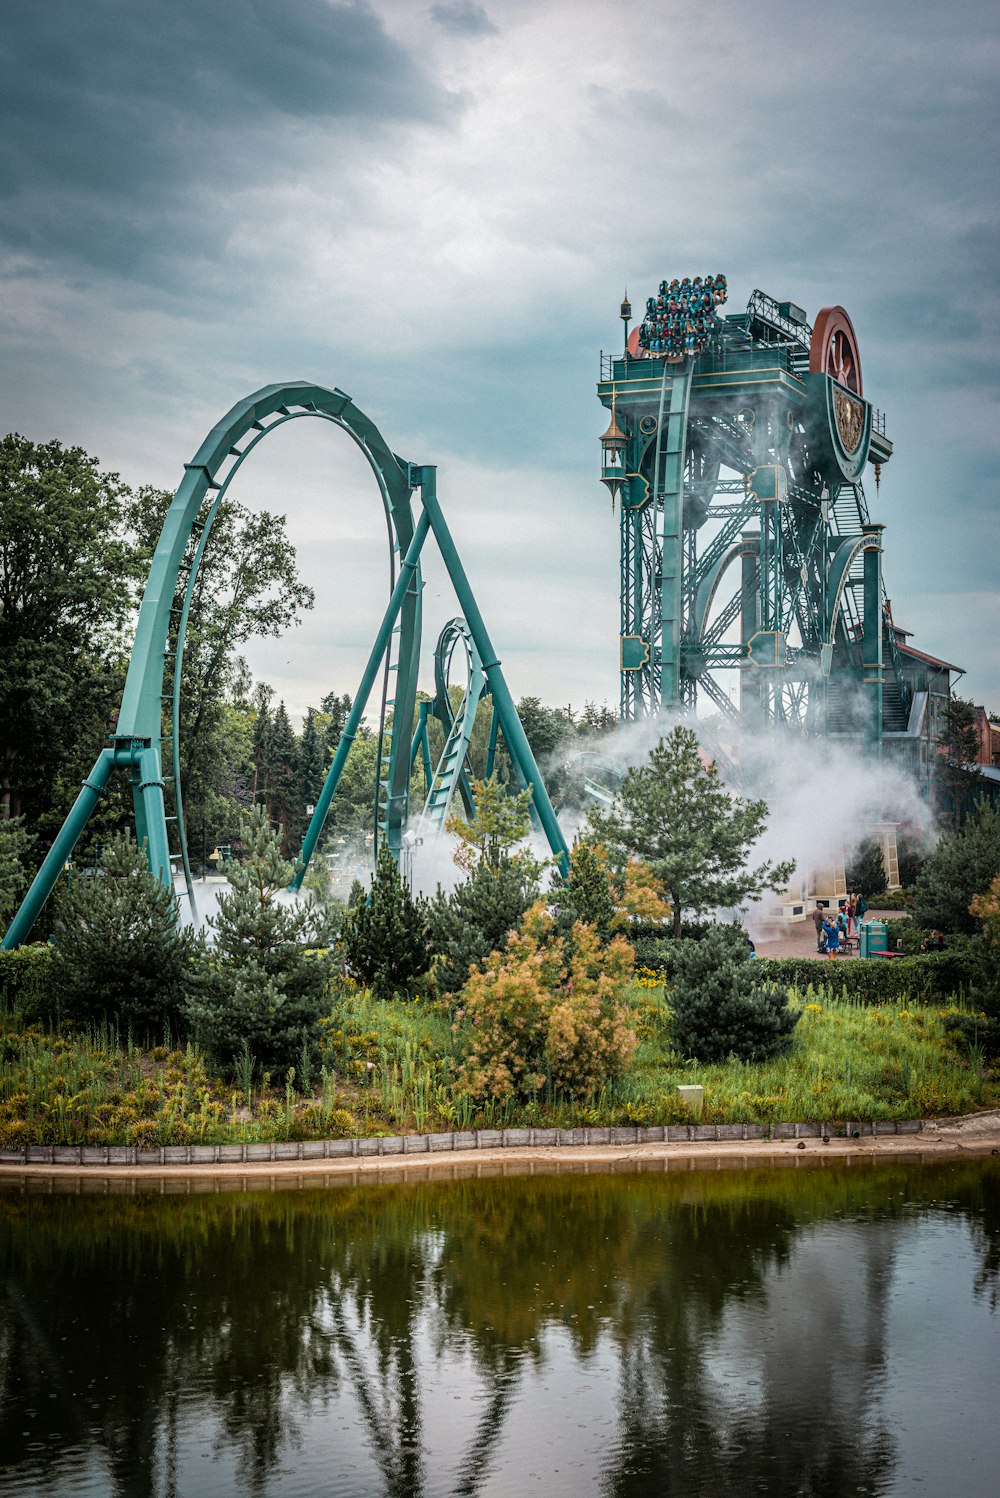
(3, 382, 568, 949)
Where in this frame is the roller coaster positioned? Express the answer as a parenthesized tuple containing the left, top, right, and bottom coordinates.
(3, 384, 568, 948)
(4, 275, 959, 948)
(598, 279, 957, 778)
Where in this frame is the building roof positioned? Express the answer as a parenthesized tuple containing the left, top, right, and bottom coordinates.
(898, 641, 965, 675)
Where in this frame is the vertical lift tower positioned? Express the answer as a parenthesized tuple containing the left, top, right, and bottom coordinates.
(597, 281, 902, 744)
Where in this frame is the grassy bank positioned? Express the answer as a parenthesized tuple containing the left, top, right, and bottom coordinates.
(2, 980, 996, 1150)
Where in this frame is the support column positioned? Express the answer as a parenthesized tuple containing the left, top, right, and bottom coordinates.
(419, 468, 569, 873)
(739, 533, 763, 722)
(132, 746, 172, 888)
(293, 506, 432, 887)
(2, 750, 116, 949)
(862, 524, 885, 752)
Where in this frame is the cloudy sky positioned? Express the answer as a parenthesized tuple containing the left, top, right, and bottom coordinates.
(3, 0, 998, 720)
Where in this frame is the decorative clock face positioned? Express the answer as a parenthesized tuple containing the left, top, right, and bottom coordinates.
(809, 306, 863, 396)
(825, 328, 859, 390)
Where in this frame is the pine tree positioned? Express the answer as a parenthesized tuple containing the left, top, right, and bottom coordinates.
(53, 834, 201, 1034)
(268, 702, 297, 848)
(589, 725, 794, 938)
(555, 841, 618, 944)
(445, 776, 536, 875)
(426, 856, 541, 995)
(320, 691, 352, 762)
(846, 839, 887, 900)
(340, 843, 432, 1000)
(251, 683, 274, 809)
(184, 806, 330, 1071)
(667, 925, 799, 1064)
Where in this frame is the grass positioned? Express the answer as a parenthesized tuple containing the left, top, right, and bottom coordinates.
(1, 977, 996, 1150)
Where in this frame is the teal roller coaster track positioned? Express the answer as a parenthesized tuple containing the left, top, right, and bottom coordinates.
(3, 383, 568, 949)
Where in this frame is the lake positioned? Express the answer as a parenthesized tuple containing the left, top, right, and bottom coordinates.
(1, 1154, 998, 1496)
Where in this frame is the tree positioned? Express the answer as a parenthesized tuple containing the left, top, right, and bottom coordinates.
(267, 702, 298, 848)
(127, 490, 314, 847)
(0, 434, 136, 824)
(293, 709, 327, 840)
(426, 856, 541, 996)
(454, 903, 637, 1103)
(0, 817, 31, 930)
(446, 776, 536, 875)
(667, 925, 799, 1063)
(320, 691, 352, 761)
(516, 696, 574, 762)
(53, 834, 201, 1035)
(554, 841, 618, 944)
(339, 843, 432, 1000)
(184, 807, 330, 1072)
(935, 696, 982, 830)
(846, 839, 887, 900)
(589, 725, 794, 938)
(911, 805, 1000, 934)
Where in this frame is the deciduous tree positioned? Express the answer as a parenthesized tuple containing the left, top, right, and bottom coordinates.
(0, 434, 135, 824)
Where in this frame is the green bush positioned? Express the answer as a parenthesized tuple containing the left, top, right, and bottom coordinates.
(340, 843, 432, 1000)
(911, 805, 1000, 933)
(185, 808, 331, 1073)
(755, 944, 984, 1004)
(668, 926, 799, 1064)
(426, 856, 539, 996)
(869, 888, 913, 911)
(0, 944, 54, 1019)
(53, 835, 202, 1037)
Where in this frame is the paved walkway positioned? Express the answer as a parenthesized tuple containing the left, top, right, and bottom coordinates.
(753, 908, 907, 961)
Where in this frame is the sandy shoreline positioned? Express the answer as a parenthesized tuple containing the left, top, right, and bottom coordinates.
(1, 1111, 997, 1188)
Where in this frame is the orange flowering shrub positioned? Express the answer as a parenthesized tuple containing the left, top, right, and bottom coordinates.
(619, 856, 672, 924)
(455, 902, 638, 1102)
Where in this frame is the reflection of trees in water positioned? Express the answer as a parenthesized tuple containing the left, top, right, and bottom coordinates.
(605, 1208, 898, 1497)
(0, 1159, 997, 1496)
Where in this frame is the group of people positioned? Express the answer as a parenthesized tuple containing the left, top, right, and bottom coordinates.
(636, 273, 728, 359)
(811, 893, 869, 955)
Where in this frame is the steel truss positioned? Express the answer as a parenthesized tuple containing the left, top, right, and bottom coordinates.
(599, 288, 903, 740)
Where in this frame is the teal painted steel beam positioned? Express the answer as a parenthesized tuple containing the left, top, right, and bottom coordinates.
(416, 468, 569, 873)
(655, 363, 693, 707)
(419, 618, 486, 832)
(132, 746, 173, 889)
(2, 750, 116, 949)
(292, 507, 432, 889)
(863, 524, 885, 751)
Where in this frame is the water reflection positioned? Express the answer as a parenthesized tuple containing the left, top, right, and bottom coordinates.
(0, 1158, 997, 1497)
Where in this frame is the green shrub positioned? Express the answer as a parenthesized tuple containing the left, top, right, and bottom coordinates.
(340, 843, 432, 1000)
(668, 926, 799, 1064)
(53, 835, 201, 1037)
(185, 808, 331, 1073)
(0, 944, 54, 1019)
(426, 856, 539, 996)
(870, 888, 913, 911)
(755, 944, 984, 1005)
(455, 904, 637, 1103)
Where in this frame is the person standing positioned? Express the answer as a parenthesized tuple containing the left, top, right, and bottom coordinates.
(812, 905, 826, 952)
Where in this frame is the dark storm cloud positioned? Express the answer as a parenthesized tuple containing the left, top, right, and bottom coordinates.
(0, 0, 446, 282)
(430, 2, 498, 37)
